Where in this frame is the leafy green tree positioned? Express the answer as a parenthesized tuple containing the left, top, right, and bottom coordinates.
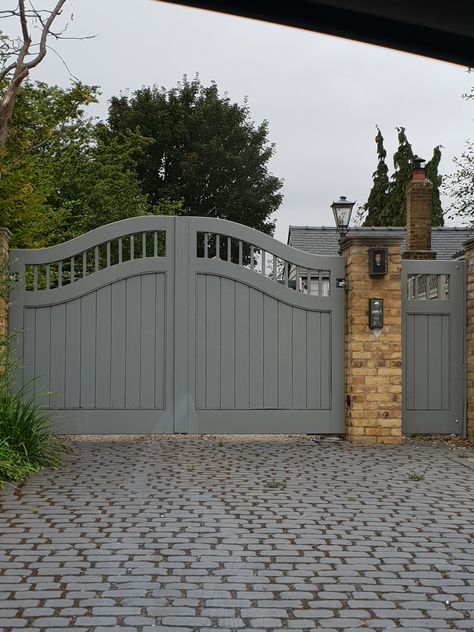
(364, 126, 444, 227)
(107, 76, 283, 234)
(363, 127, 390, 226)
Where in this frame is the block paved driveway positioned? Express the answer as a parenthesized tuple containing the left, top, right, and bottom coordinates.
(1, 436, 474, 632)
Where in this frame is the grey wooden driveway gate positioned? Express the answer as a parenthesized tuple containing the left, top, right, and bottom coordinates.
(402, 259, 465, 435)
(10, 216, 345, 435)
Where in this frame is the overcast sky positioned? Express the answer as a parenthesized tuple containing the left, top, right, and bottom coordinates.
(27, 0, 474, 241)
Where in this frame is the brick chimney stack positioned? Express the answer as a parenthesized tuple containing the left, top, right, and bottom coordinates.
(402, 157, 436, 260)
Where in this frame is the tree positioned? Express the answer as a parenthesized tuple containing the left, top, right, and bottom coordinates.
(107, 76, 283, 235)
(0, 81, 176, 248)
(445, 89, 474, 223)
(362, 126, 390, 226)
(364, 126, 444, 226)
(0, 0, 69, 152)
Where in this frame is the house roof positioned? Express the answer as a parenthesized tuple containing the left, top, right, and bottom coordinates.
(287, 226, 474, 260)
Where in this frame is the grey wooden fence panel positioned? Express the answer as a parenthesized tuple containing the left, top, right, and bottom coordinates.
(427, 314, 443, 410)
(249, 288, 264, 409)
(306, 311, 321, 409)
(205, 275, 221, 409)
(80, 292, 96, 408)
(195, 274, 206, 410)
(278, 302, 293, 409)
(50, 304, 66, 409)
(35, 307, 51, 406)
(263, 295, 278, 408)
(140, 274, 157, 409)
(320, 312, 331, 409)
(23, 308, 36, 395)
(220, 277, 236, 409)
(154, 274, 166, 410)
(65, 299, 81, 408)
(234, 283, 250, 409)
(95, 285, 112, 409)
(110, 280, 127, 409)
(441, 315, 451, 410)
(125, 276, 141, 408)
(292, 308, 307, 409)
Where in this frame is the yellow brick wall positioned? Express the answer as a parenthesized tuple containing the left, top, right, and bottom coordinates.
(342, 236, 403, 445)
(465, 241, 474, 442)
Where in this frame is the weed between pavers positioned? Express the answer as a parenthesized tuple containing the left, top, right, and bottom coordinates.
(263, 478, 287, 489)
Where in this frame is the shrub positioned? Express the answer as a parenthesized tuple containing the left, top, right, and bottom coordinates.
(0, 390, 71, 471)
(0, 438, 38, 483)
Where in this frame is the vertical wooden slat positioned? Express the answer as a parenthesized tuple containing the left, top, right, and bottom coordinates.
(292, 307, 307, 408)
(414, 314, 429, 408)
(216, 234, 220, 260)
(427, 314, 443, 409)
(205, 275, 221, 408)
(318, 271, 323, 296)
(110, 279, 126, 408)
(238, 240, 243, 266)
(405, 313, 415, 409)
(319, 312, 331, 409)
(95, 285, 112, 408)
(23, 309, 36, 392)
(140, 274, 156, 408)
(261, 250, 266, 276)
(154, 274, 166, 409)
(153, 231, 158, 257)
(65, 299, 81, 407)
(441, 315, 451, 409)
(235, 283, 250, 408)
(95, 246, 99, 273)
(278, 303, 292, 407)
(130, 234, 135, 260)
(249, 288, 264, 408)
(204, 233, 209, 258)
(58, 261, 63, 288)
(195, 274, 207, 409)
(49, 304, 66, 408)
(227, 236, 231, 262)
(33, 266, 38, 291)
(284, 261, 288, 287)
(306, 311, 321, 409)
(35, 307, 51, 406)
(273, 255, 277, 281)
(80, 292, 97, 408)
(220, 277, 235, 408)
(250, 245, 255, 270)
(125, 276, 141, 408)
(142, 232, 147, 258)
(70, 257, 75, 283)
(263, 295, 278, 407)
(82, 251, 87, 278)
(46, 264, 50, 290)
(106, 241, 111, 267)
(118, 237, 123, 263)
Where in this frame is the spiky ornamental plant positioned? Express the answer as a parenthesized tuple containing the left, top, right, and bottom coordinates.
(363, 127, 390, 226)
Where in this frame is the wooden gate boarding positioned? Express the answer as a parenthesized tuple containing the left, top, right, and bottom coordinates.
(9, 216, 345, 435)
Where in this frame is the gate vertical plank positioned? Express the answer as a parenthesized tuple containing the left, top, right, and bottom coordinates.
(125, 276, 141, 408)
(50, 304, 66, 409)
(80, 292, 96, 408)
(306, 311, 321, 409)
(205, 275, 221, 409)
(249, 288, 264, 408)
(154, 273, 166, 410)
(414, 314, 429, 409)
(278, 303, 293, 408)
(234, 283, 250, 408)
(220, 277, 235, 409)
(320, 312, 331, 409)
(441, 315, 451, 410)
(263, 295, 278, 408)
(111, 280, 126, 409)
(65, 299, 81, 408)
(405, 313, 415, 409)
(292, 307, 307, 409)
(427, 314, 443, 410)
(195, 274, 206, 409)
(96, 285, 112, 408)
(23, 308, 36, 395)
(34, 307, 51, 407)
(140, 274, 156, 408)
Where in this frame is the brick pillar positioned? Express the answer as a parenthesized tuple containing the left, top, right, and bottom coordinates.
(0, 228, 12, 343)
(342, 236, 403, 444)
(402, 159, 436, 260)
(464, 238, 474, 442)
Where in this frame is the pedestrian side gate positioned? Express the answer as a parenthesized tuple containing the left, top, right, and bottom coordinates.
(402, 259, 465, 435)
(10, 216, 345, 435)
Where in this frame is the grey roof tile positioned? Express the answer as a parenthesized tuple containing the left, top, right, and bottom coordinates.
(287, 226, 474, 260)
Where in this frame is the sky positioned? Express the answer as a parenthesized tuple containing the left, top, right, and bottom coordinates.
(21, 0, 474, 241)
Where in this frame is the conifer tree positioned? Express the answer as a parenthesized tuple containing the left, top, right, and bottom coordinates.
(425, 145, 444, 226)
(363, 127, 390, 226)
(385, 126, 414, 226)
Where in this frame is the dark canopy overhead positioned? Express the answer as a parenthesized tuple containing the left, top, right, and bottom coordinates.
(159, 0, 474, 67)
